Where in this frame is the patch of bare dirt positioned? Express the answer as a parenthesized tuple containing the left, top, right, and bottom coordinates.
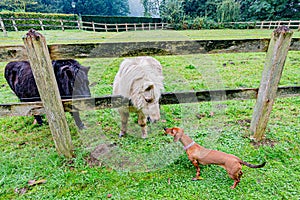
(251, 138, 277, 149)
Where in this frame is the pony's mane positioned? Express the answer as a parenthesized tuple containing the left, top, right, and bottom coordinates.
(114, 56, 164, 97)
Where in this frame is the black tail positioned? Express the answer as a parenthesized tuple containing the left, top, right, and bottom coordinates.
(241, 161, 266, 168)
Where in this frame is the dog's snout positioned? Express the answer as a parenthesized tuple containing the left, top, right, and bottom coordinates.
(164, 127, 167, 131)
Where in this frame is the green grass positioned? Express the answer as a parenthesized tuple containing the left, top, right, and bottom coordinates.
(1, 29, 299, 45)
(0, 30, 300, 199)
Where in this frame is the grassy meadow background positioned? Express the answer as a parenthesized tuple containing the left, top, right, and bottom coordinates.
(0, 29, 299, 199)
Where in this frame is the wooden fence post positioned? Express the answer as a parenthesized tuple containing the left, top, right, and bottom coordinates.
(11, 17, 18, 32)
(60, 19, 64, 31)
(250, 26, 293, 141)
(105, 24, 108, 32)
(39, 19, 44, 31)
(92, 22, 95, 32)
(0, 17, 7, 37)
(77, 20, 81, 30)
(22, 29, 73, 158)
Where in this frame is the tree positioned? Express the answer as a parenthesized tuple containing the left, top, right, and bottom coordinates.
(26, 0, 60, 13)
(216, 0, 240, 22)
(182, 0, 207, 18)
(160, 0, 184, 23)
(0, 0, 38, 12)
(142, 0, 161, 17)
(0, 0, 130, 16)
(239, 0, 300, 21)
(180, 0, 221, 21)
(57, 0, 129, 16)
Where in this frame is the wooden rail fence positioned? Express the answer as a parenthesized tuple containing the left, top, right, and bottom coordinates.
(1, 86, 299, 118)
(0, 27, 297, 156)
(225, 20, 300, 30)
(1, 38, 300, 63)
(1, 17, 300, 37)
(0, 17, 168, 36)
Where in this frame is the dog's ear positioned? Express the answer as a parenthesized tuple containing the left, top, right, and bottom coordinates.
(173, 128, 183, 142)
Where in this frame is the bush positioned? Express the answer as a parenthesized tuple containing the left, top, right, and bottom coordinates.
(172, 17, 222, 30)
(81, 15, 162, 24)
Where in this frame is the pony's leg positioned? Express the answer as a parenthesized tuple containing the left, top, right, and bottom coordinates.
(119, 109, 129, 137)
(138, 112, 147, 138)
(71, 112, 86, 130)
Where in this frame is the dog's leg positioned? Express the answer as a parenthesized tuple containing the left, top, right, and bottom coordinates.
(229, 169, 242, 189)
(119, 109, 129, 137)
(191, 160, 203, 181)
(138, 112, 147, 138)
(231, 179, 240, 189)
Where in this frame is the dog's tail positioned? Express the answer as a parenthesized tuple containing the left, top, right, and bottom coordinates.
(241, 161, 266, 168)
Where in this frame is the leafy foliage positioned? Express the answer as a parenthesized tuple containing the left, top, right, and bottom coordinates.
(159, 0, 184, 24)
(0, 0, 130, 16)
(160, 0, 300, 29)
(216, 0, 240, 22)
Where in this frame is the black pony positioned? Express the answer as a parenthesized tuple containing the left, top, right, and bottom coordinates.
(5, 59, 91, 129)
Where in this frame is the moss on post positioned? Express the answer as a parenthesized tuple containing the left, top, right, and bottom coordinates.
(250, 26, 293, 141)
(23, 29, 73, 158)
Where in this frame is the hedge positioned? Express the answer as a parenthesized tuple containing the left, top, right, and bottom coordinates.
(0, 12, 78, 31)
(81, 15, 162, 24)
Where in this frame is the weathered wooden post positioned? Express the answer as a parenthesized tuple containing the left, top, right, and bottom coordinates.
(11, 17, 18, 32)
(77, 20, 81, 30)
(60, 19, 64, 31)
(92, 22, 95, 32)
(260, 21, 264, 29)
(250, 26, 293, 141)
(39, 19, 44, 31)
(0, 17, 7, 37)
(23, 29, 73, 158)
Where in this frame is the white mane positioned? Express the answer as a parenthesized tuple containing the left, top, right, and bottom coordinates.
(113, 56, 164, 99)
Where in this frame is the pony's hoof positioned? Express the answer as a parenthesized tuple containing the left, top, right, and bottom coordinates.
(119, 131, 125, 137)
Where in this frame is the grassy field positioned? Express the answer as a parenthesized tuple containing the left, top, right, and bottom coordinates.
(1, 29, 300, 45)
(0, 29, 300, 199)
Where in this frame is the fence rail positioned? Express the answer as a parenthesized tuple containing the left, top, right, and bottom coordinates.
(1, 17, 300, 36)
(0, 17, 168, 35)
(225, 20, 300, 30)
(1, 86, 299, 117)
(81, 21, 168, 32)
(1, 38, 300, 63)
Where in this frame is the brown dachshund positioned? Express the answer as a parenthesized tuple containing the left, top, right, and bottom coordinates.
(164, 127, 266, 189)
